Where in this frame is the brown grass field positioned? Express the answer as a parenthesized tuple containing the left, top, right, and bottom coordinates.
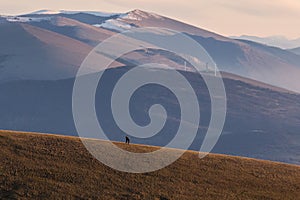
(0, 130, 299, 199)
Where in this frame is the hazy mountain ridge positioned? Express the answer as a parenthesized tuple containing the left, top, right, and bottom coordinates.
(231, 35, 300, 49)
(0, 67, 299, 164)
(1, 9, 300, 92)
(289, 47, 300, 55)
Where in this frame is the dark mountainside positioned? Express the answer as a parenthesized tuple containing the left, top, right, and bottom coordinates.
(0, 67, 299, 165)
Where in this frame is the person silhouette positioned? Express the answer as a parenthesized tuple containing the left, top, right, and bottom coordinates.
(125, 136, 130, 144)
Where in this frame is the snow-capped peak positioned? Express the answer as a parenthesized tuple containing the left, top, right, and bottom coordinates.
(121, 9, 163, 21)
(94, 19, 134, 32)
(29, 10, 120, 17)
(91, 9, 163, 32)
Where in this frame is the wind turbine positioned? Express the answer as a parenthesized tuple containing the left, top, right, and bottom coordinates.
(205, 62, 217, 76)
(206, 62, 209, 72)
(214, 63, 217, 76)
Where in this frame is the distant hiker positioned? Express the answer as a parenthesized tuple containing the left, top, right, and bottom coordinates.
(125, 136, 130, 144)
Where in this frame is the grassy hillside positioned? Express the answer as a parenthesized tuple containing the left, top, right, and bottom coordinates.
(0, 130, 299, 199)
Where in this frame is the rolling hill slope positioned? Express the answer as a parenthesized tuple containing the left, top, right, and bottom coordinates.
(24, 15, 115, 46)
(0, 130, 299, 199)
(0, 22, 92, 81)
(0, 67, 299, 165)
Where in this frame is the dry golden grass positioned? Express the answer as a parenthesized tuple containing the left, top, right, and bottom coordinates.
(0, 130, 299, 200)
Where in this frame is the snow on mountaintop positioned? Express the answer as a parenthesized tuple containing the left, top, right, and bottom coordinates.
(27, 9, 161, 20)
(92, 9, 162, 32)
(3, 9, 162, 32)
(29, 9, 120, 17)
(120, 9, 162, 21)
(94, 19, 134, 32)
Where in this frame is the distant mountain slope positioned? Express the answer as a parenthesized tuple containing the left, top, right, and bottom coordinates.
(0, 131, 299, 199)
(230, 35, 300, 49)
(21, 15, 115, 46)
(1, 9, 300, 92)
(114, 10, 300, 92)
(289, 47, 300, 55)
(117, 9, 230, 40)
(0, 21, 124, 81)
(187, 34, 300, 88)
(0, 22, 91, 81)
(20, 10, 120, 24)
(0, 67, 299, 165)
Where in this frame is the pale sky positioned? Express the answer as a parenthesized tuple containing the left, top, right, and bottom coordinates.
(0, 0, 300, 39)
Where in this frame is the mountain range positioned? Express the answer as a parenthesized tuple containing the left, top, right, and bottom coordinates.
(1, 9, 300, 92)
(230, 35, 300, 49)
(289, 47, 300, 55)
(0, 9, 300, 165)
